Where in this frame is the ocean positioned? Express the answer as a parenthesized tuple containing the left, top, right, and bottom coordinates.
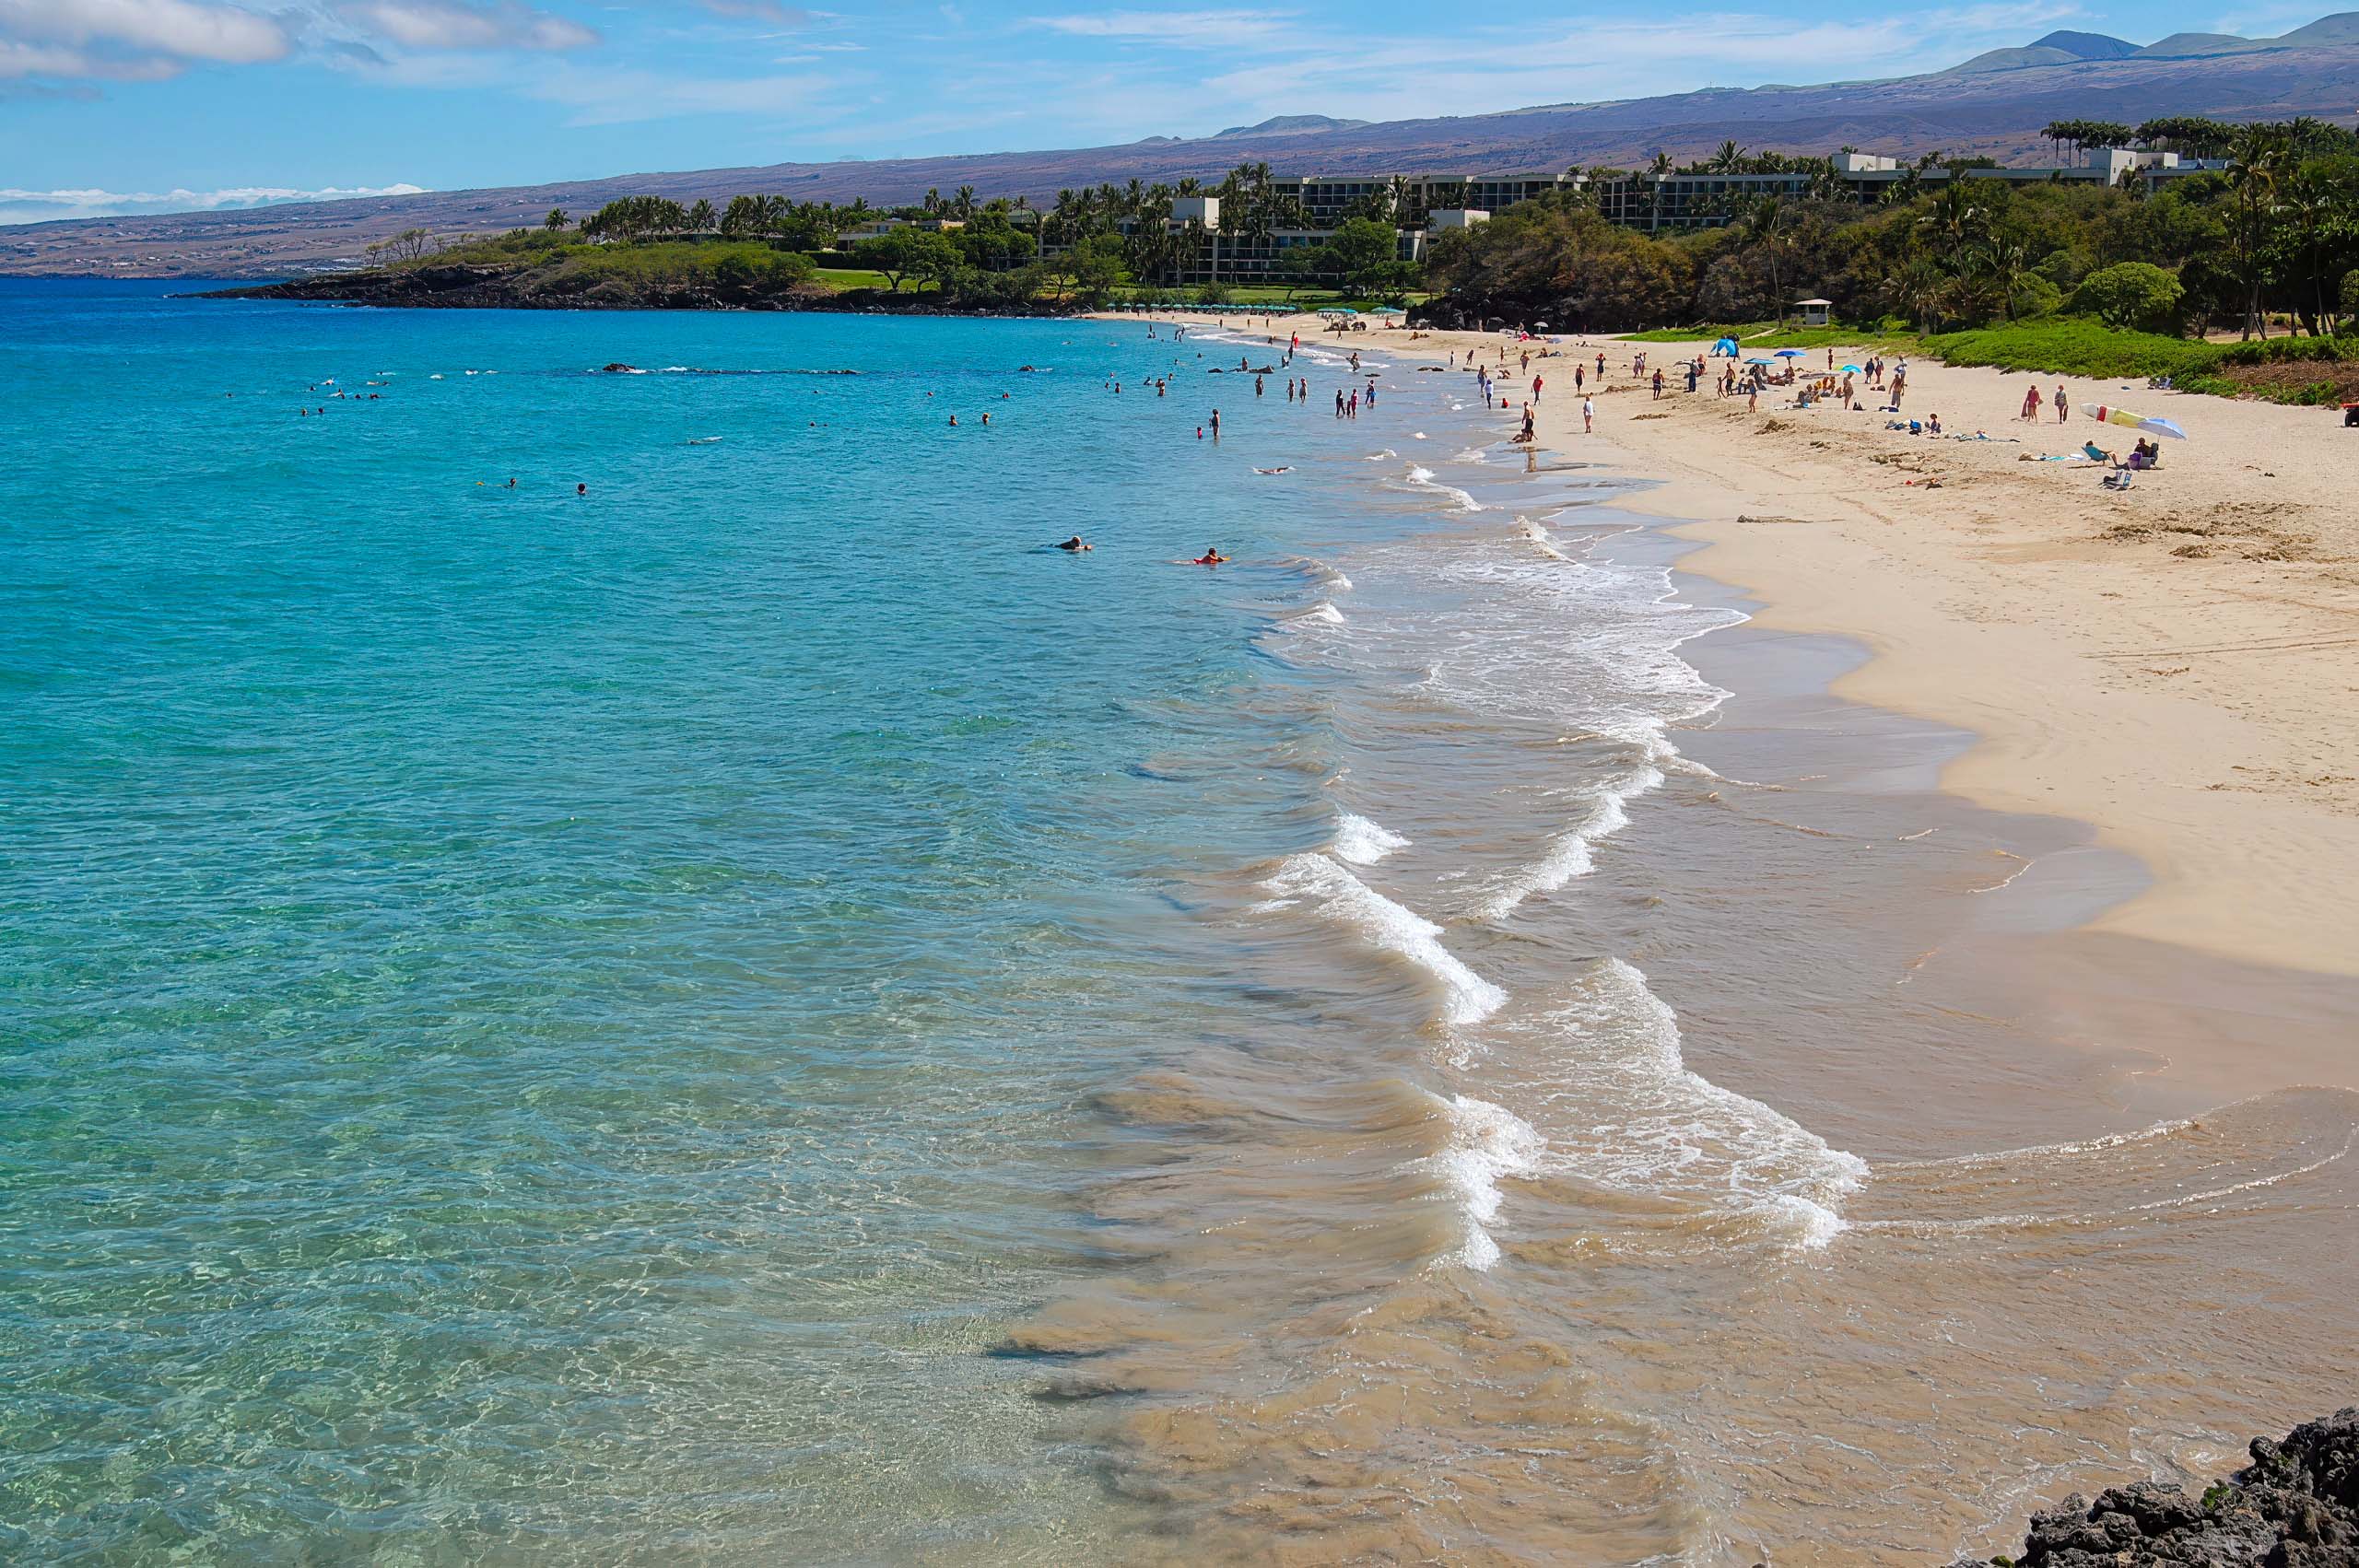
(4, 280, 2354, 1564)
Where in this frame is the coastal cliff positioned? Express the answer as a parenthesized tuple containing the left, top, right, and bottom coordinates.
(1949, 1410, 2358, 1566)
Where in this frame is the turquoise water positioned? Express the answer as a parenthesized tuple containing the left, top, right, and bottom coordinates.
(0, 283, 1450, 1560)
(12, 285, 2359, 1568)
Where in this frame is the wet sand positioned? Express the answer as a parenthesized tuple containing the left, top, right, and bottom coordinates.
(1043, 314, 2359, 1563)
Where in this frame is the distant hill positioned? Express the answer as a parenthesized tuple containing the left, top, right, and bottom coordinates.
(1213, 115, 1371, 138)
(1953, 30, 2136, 74)
(7, 12, 2358, 277)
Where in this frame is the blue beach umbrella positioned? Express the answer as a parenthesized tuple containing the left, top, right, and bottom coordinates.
(1774, 348, 1806, 358)
(1745, 357, 1775, 366)
(1839, 363, 1862, 373)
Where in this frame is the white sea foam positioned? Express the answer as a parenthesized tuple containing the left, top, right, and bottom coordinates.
(1269, 601, 1346, 638)
(1472, 760, 1663, 919)
(1517, 515, 1570, 560)
(1425, 1092, 1546, 1270)
(1332, 813, 1409, 865)
(1260, 853, 1506, 1025)
(1512, 958, 1868, 1250)
(1400, 463, 1485, 513)
(1364, 449, 1398, 461)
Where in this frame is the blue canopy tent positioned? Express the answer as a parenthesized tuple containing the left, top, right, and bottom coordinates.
(1711, 337, 1740, 357)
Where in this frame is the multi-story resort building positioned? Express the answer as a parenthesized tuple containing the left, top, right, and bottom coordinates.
(1050, 147, 2227, 285)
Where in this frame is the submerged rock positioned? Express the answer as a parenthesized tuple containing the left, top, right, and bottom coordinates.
(1947, 1409, 2359, 1566)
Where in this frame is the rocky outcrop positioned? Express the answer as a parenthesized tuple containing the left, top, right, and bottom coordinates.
(1949, 1409, 2359, 1567)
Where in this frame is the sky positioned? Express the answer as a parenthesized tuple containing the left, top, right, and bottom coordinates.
(0, 0, 2340, 225)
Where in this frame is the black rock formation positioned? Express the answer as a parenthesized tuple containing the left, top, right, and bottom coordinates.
(1947, 1409, 2359, 1567)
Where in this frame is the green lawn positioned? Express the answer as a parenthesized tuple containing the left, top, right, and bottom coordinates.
(1618, 322, 1920, 349)
(810, 266, 894, 291)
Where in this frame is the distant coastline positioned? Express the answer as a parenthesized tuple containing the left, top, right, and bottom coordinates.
(201, 265, 1074, 316)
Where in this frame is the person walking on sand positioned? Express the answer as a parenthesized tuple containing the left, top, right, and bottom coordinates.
(2054, 384, 2069, 423)
(1581, 394, 1596, 434)
(1652, 368, 1665, 400)
(1532, 374, 1543, 403)
(1575, 364, 1584, 393)
(2021, 384, 2040, 421)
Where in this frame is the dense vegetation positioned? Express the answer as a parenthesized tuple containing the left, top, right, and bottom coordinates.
(1426, 117, 2359, 390)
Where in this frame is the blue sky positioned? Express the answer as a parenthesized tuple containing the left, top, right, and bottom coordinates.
(0, 0, 2338, 224)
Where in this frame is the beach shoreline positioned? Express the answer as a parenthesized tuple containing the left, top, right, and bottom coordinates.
(1133, 310, 2358, 995)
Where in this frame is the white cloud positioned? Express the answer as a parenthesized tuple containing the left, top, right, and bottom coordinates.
(0, 181, 428, 224)
(333, 0, 597, 51)
(1031, 7, 1292, 45)
(693, 0, 809, 21)
(0, 0, 288, 77)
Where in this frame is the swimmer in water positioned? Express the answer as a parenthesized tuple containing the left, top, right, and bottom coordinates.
(1193, 547, 1227, 566)
(577, 483, 587, 496)
(1056, 535, 1091, 552)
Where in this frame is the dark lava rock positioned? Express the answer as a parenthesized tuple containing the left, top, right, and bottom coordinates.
(1944, 1409, 2359, 1566)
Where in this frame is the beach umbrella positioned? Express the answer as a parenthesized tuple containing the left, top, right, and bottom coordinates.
(2082, 403, 2188, 439)
(1369, 306, 1406, 315)
(1839, 363, 1862, 373)
(1745, 357, 1775, 366)
(1318, 307, 1358, 317)
(1774, 348, 1805, 357)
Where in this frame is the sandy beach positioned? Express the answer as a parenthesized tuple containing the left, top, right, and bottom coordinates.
(1215, 312, 2359, 992)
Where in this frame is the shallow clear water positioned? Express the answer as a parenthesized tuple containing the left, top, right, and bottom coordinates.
(0, 286, 1416, 1559)
(6, 285, 2355, 1566)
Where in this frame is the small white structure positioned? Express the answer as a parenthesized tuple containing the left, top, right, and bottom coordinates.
(1833, 151, 1898, 174)
(1171, 194, 1221, 226)
(2087, 146, 2181, 183)
(1425, 208, 1490, 230)
(1795, 298, 1832, 327)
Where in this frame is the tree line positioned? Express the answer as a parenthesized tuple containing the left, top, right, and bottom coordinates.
(1426, 118, 2359, 340)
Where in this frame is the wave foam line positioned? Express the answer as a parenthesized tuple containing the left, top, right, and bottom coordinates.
(1261, 852, 1506, 1025)
(1536, 958, 1869, 1251)
(1399, 463, 1485, 513)
(1425, 1091, 1545, 1270)
(1332, 813, 1408, 865)
(1473, 753, 1668, 919)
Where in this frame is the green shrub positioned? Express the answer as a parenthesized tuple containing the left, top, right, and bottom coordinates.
(2069, 262, 2184, 332)
(2011, 275, 2064, 320)
(1917, 319, 2222, 380)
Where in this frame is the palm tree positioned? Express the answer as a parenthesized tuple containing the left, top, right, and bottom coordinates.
(922, 187, 942, 216)
(953, 184, 976, 219)
(1709, 140, 1745, 174)
(1919, 179, 1984, 253)
(1978, 236, 2030, 320)
(2227, 123, 2290, 338)
(1741, 194, 1796, 322)
(1894, 256, 1945, 332)
(687, 198, 715, 234)
(544, 207, 569, 230)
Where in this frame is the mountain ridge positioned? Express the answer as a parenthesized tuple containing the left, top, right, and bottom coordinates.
(7, 12, 2358, 277)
